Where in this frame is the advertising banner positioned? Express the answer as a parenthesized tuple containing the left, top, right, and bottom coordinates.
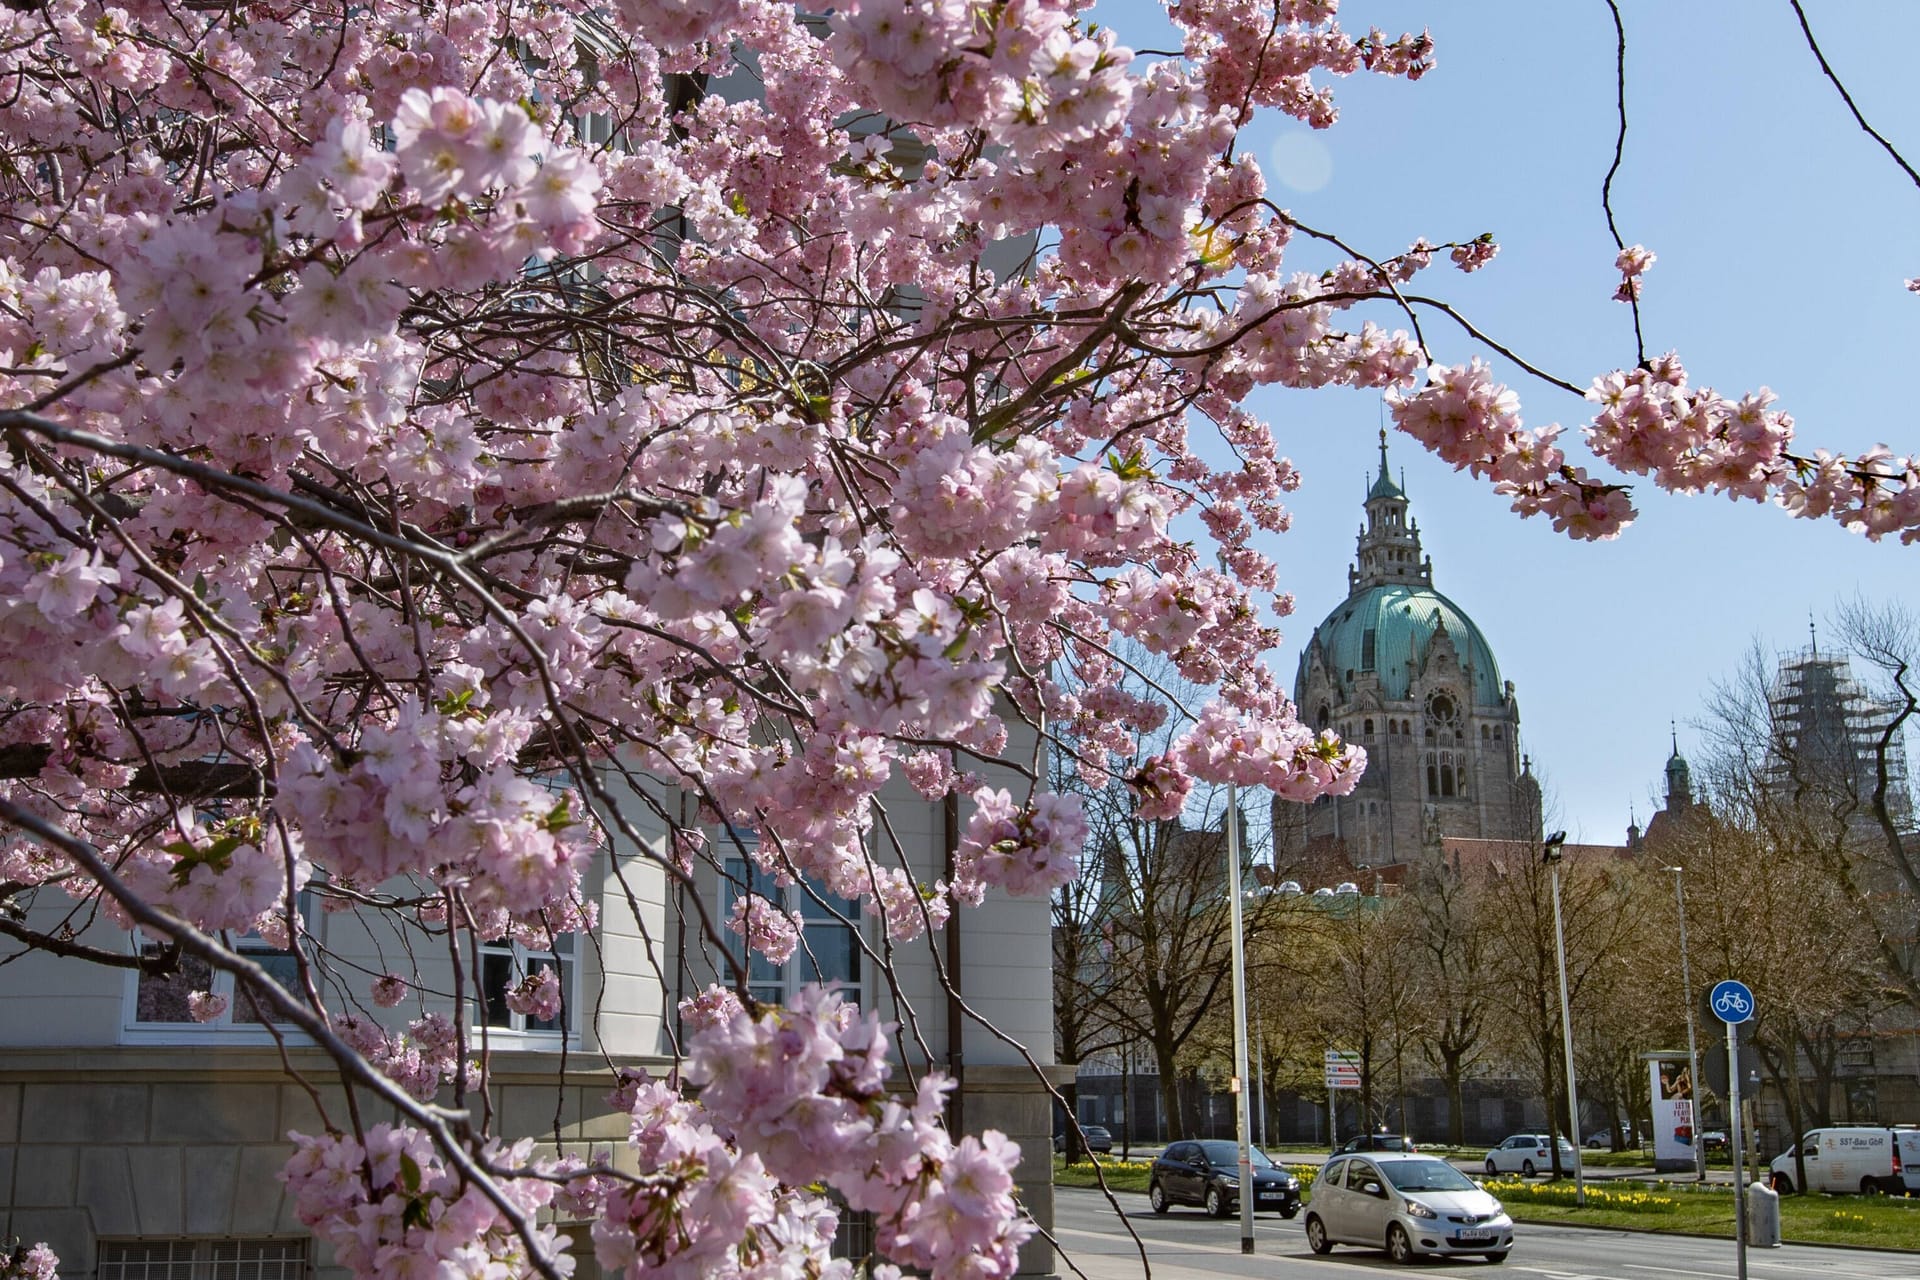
(1649, 1056, 1695, 1168)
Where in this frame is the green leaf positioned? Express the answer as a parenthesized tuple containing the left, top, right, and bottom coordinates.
(399, 1152, 422, 1195)
(166, 832, 247, 887)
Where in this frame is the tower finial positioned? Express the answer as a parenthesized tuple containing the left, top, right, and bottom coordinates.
(1810, 612, 1818, 657)
(1378, 426, 1390, 480)
(1670, 720, 1678, 755)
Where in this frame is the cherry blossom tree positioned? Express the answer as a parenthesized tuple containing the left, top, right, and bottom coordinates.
(0, 1, 1913, 1277)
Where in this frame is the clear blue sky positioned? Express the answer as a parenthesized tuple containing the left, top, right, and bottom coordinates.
(1094, 0, 1920, 842)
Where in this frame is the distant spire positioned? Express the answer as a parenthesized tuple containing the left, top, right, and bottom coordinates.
(1670, 720, 1678, 755)
(1810, 612, 1819, 657)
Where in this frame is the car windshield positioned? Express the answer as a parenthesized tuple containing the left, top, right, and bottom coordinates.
(1197, 1141, 1278, 1168)
(1382, 1160, 1479, 1193)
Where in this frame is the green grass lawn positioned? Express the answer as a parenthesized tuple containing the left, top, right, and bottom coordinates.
(1052, 1159, 1920, 1250)
(1487, 1177, 1920, 1249)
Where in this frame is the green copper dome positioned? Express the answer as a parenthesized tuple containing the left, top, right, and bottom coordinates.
(1302, 583, 1505, 708)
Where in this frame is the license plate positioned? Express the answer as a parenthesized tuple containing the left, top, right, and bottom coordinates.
(1257, 1194, 1284, 1204)
(1454, 1229, 1494, 1243)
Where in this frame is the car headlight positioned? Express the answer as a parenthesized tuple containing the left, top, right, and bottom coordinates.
(1489, 1201, 1504, 1215)
(1220, 1177, 1239, 1189)
(1403, 1200, 1437, 1219)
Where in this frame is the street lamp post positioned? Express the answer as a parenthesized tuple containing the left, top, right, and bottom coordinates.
(1661, 864, 1708, 1182)
(1225, 783, 1255, 1254)
(1544, 831, 1587, 1205)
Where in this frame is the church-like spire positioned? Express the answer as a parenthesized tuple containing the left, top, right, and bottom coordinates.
(1665, 724, 1693, 812)
(1349, 430, 1430, 593)
(1368, 427, 1405, 500)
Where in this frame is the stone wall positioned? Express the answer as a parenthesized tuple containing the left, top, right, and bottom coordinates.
(0, 1048, 640, 1280)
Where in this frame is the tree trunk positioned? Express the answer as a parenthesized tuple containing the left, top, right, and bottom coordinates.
(1060, 1077, 1082, 1163)
(1155, 1039, 1184, 1142)
(1445, 1052, 1467, 1146)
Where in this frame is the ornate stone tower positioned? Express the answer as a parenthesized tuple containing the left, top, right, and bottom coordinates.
(1276, 437, 1540, 874)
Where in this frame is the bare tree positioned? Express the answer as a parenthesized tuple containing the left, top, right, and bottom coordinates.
(1405, 863, 1496, 1145)
(1479, 841, 1643, 1176)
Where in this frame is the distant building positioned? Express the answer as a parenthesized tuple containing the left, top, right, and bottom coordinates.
(1276, 436, 1540, 883)
(1764, 646, 1913, 838)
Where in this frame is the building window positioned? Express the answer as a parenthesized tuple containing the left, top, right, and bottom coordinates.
(1363, 719, 1374, 736)
(723, 850, 863, 1007)
(1481, 724, 1491, 741)
(1425, 753, 1438, 796)
(128, 893, 314, 1035)
(1361, 629, 1376, 671)
(99, 1240, 307, 1280)
(1440, 751, 1456, 798)
(478, 932, 578, 1035)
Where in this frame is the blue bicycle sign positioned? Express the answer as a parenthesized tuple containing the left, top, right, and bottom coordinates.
(1710, 979, 1755, 1025)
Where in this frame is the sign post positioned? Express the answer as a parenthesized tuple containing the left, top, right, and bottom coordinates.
(1325, 1050, 1360, 1149)
(1711, 980, 1755, 1280)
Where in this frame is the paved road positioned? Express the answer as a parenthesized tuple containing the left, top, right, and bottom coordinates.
(1049, 1187, 1917, 1280)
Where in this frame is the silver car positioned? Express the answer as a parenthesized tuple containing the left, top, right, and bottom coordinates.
(1305, 1153, 1514, 1264)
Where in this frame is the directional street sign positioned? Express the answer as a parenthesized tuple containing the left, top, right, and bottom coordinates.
(1324, 1049, 1361, 1091)
(1709, 979, 1754, 1025)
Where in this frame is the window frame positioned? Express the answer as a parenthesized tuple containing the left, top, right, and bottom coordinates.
(719, 831, 868, 1010)
(120, 893, 317, 1046)
(474, 930, 582, 1043)
(97, 1238, 309, 1280)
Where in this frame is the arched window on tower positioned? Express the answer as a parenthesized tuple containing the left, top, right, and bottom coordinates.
(1364, 718, 1374, 736)
(1439, 751, 1456, 797)
(1426, 752, 1438, 796)
(1481, 724, 1491, 741)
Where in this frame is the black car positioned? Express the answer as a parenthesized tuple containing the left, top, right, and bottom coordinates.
(1149, 1139, 1301, 1218)
(1333, 1132, 1418, 1155)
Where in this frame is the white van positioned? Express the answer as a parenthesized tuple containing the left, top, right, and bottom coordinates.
(1767, 1126, 1920, 1195)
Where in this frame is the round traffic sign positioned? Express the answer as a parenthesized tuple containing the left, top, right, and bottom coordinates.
(1709, 979, 1754, 1025)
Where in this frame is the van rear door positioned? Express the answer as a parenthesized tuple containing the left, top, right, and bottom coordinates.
(1896, 1129, 1920, 1194)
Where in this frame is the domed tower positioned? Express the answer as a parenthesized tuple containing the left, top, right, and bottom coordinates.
(1277, 436, 1539, 873)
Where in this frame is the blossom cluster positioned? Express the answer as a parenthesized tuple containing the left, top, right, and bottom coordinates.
(281, 1125, 572, 1279)
(1614, 243, 1656, 303)
(581, 985, 1032, 1279)
(0, 1242, 57, 1280)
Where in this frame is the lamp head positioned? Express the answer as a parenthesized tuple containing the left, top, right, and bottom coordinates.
(1542, 830, 1567, 863)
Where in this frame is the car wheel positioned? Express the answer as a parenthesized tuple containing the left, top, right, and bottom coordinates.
(1521, 1160, 1535, 1178)
(1206, 1185, 1229, 1218)
(1305, 1214, 1333, 1254)
(1484, 1158, 1498, 1175)
(1483, 1250, 1510, 1265)
(1387, 1223, 1416, 1265)
(1149, 1182, 1169, 1215)
(1862, 1177, 1883, 1196)
(1770, 1172, 1793, 1195)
